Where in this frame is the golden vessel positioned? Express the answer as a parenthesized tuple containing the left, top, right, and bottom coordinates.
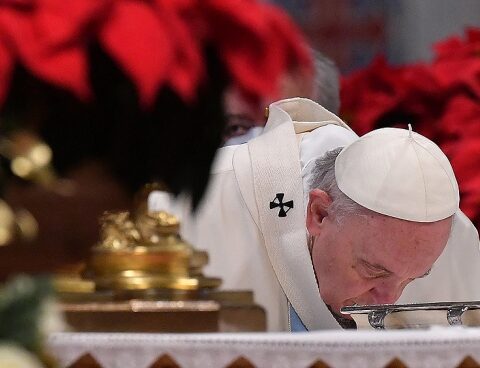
(56, 189, 265, 333)
(88, 210, 221, 292)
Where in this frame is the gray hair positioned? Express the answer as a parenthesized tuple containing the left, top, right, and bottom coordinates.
(307, 147, 372, 224)
(311, 50, 340, 114)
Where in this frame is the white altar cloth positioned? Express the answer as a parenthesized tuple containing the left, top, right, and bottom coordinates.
(47, 327, 480, 368)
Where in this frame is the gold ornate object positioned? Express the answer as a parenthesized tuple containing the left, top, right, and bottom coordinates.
(57, 186, 266, 333)
(0, 199, 38, 246)
(0, 130, 56, 246)
(53, 262, 96, 294)
(0, 130, 57, 187)
(132, 182, 168, 218)
(53, 274, 95, 294)
(14, 208, 39, 242)
(0, 199, 16, 246)
(87, 209, 221, 292)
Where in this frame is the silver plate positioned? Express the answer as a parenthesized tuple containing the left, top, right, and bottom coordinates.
(341, 301, 480, 329)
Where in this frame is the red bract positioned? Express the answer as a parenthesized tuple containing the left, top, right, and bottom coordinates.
(341, 28, 480, 226)
(448, 139, 480, 222)
(434, 28, 480, 61)
(431, 60, 480, 99)
(438, 95, 480, 140)
(0, 37, 12, 104)
(0, 0, 104, 102)
(432, 28, 480, 99)
(0, 0, 312, 107)
(341, 57, 410, 135)
(155, 1, 203, 103)
(202, 0, 312, 101)
(98, 1, 174, 107)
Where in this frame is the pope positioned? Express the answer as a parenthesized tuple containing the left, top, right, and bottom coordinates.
(156, 98, 480, 331)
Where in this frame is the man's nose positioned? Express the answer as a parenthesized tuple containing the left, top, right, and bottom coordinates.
(369, 282, 403, 305)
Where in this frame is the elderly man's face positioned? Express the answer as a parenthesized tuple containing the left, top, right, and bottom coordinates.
(306, 189, 452, 321)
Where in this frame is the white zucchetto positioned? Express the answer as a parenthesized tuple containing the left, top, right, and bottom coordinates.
(335, 126, 459, 222)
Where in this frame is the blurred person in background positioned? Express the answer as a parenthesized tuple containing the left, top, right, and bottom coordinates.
(223, 49, 340, 145)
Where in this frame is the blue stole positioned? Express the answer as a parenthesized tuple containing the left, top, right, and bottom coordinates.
(289, 303, 308, 332)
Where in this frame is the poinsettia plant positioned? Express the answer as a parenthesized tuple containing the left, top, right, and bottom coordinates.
(341, 28, 480, 227)
(0, 0, 311, 107)
(0, 0, 313, 210)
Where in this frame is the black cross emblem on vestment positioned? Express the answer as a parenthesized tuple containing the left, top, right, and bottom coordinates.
(269, 193, 294, 217)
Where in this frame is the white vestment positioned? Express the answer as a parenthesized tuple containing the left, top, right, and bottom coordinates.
(165, 98, 480, 331)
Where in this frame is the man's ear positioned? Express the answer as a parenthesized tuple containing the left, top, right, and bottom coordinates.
(306, 189, 333, 236)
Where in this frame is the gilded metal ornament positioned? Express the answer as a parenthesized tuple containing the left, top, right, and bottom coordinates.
(87, 203, 221, 292)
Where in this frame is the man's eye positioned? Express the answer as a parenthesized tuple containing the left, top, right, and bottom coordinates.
(229, 125, 248, 135)
(362, 263, 389, 279)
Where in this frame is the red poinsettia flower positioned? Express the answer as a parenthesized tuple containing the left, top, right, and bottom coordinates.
(341, 57, 410, 135)
(0, 0, 312, 107)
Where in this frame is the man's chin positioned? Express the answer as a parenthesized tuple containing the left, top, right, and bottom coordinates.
(326, 304, 357, 330)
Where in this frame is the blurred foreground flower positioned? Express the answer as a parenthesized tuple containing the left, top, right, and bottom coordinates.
(0, 276, 66, 367)
(0, 344, 44, 368)
(0, 0, 313, 209)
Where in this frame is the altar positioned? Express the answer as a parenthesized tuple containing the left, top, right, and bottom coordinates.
(48, 327, 480, 368)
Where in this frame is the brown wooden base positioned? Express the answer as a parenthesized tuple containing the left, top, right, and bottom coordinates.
(59, 290, 266, 333)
